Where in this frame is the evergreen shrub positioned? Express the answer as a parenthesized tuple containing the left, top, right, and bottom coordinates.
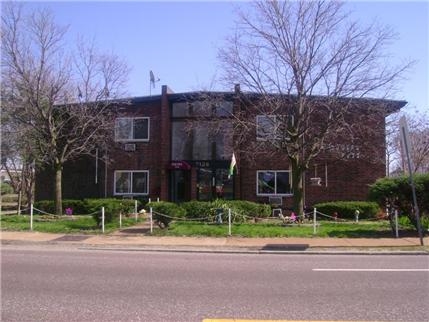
(87, 198, 139, 227)
(368, 173, 429, 231)
(1, 182, 14, 195)
(313, 201, 380, 220)
(34, 199, 87, 214)
(181, 201, 211, 219)
(147, 201, 186, 228)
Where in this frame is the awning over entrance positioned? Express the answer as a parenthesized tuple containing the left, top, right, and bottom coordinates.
(168, 161, 192, 170)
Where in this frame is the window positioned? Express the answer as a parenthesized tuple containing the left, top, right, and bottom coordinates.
(214, 101, 233, 117)
(115, 117, 149, 142)
(171, 120, 232, 160)
(114, 171, 149, 195)
(257, 170, 292, 195)
(256, 115, 277, 141)
(172, 100, 233, 118)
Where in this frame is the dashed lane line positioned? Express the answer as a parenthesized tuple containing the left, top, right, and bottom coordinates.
(312, 268, 429, 272)
(203, 320, 383, 322)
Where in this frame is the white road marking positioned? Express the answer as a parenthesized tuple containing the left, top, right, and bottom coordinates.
(313, 268, 429, 272)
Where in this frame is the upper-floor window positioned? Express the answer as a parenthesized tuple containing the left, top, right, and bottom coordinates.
(115, 117, 150, 142)
(256, 115, 277, 141)
(172, 100, 233, 118)
(171, 120, 232, 160)
(257, 170, 292, 195)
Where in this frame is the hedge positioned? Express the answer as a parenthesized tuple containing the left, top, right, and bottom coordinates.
(33, 198, 140, 227)
(181, 201, 211, 219)
(147, 201, 186, 228)
(313, 201, 380, 220)
(86, 199, 139, 227)
(34, 199, 86, 214)
(368, 173, 429, 215)
(1, 182, 14, 195)
(146, 199, 272, 226)
(368, 173, 429, 231)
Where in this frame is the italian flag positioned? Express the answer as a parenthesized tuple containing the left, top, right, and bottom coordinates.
(228, 152, 237, 179)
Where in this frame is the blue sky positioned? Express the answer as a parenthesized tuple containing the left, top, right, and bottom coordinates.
(22, 1, 428, 113)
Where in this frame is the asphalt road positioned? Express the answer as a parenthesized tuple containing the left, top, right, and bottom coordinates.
(2, 245, 428, 322)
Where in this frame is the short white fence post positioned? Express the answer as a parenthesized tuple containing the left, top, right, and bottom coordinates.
(30, 203, 34, 231)
(313, 208, 317, 235)
(17, 191, 22, 216)
(119, 212, 122, 228)
(134, 200, 138, 222)
(101, 207, 105, 233)
(395, 209, 399, 238)
(228, 208, 232, 236)
(150, 207, 153, 234)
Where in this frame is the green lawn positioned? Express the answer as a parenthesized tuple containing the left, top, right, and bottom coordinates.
(0, 214, 145, 234)
(1, 214, 421, 238)
(151, 220, 419, 238)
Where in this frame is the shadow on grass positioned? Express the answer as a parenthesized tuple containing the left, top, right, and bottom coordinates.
(117, 227, 151, 234)
(326, 228, 421, 238)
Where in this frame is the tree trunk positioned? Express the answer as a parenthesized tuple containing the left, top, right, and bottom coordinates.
(54, 163, 63, 216)
(290, 158, 304, 218)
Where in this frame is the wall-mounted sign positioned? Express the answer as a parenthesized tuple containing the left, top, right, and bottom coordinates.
(169, 161, 192, 170)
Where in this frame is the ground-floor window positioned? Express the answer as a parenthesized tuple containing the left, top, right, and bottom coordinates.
(257, 170, 292, 196)
(114, 170, 149, 195)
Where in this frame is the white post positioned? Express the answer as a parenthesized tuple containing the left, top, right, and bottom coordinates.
(157, 197, 159, 202)
(149, 198, 151, 203)
(228, 208, 232, 236)
(313, 208, 317, 234)
(101, 207, 105, 233)
(119, 212, 122, 228)
(17, 191, 22, 216)
(30, 203, 34, 231)
(395, 209, 399, 238)
(150, 207, 153, 234)
(134, 200, 138, 222)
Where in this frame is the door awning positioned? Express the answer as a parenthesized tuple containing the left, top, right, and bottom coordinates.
(168, 161, 192, 170)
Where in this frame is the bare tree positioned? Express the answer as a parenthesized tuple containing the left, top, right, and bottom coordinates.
(1, 108, 36, 210)
(387, 110, 429, 175)
(1, 3, 130, 215)
(218, 0, 412, 216)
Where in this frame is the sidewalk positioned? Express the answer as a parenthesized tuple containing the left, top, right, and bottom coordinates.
(1, 230, 428, 254)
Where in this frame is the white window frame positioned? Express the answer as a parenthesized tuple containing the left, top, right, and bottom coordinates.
(114, 170, 149, 195)
(115, 117, 150, 142)
(256, 170, 292, 196)
(256, 115, 277, 141)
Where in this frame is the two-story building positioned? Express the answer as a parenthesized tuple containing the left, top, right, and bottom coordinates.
(35, 85, 406, 208)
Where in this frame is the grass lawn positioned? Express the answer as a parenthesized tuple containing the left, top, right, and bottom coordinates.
(151, 220, 420, 238)
(0, 214, 145, 234)
(1, 214, 422, 238)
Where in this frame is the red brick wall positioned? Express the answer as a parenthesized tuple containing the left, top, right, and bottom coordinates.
(35, 91, 390, 206)
(106, 99, 163, 199)
(235, 104, 387, 207)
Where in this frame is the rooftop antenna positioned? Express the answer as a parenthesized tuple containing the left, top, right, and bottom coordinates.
(149, 70, 160, 95)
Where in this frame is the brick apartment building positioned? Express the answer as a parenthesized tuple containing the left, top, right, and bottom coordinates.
(35, 85, 405, 209)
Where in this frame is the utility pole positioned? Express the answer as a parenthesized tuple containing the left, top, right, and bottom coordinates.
(399, 116, 424, 246)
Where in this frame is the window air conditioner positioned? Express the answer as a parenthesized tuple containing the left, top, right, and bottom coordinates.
(124, 143, 136, 152)
(310, 177, 322, 186)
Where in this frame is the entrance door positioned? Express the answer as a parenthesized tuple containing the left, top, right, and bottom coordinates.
(170, 170, 191, 203)
(197, 167, 233, 201)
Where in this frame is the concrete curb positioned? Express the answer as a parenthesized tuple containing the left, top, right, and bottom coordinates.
(2, 238, 428, 255)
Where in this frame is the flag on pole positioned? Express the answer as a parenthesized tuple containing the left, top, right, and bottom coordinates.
(228, 152, 237, 179)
